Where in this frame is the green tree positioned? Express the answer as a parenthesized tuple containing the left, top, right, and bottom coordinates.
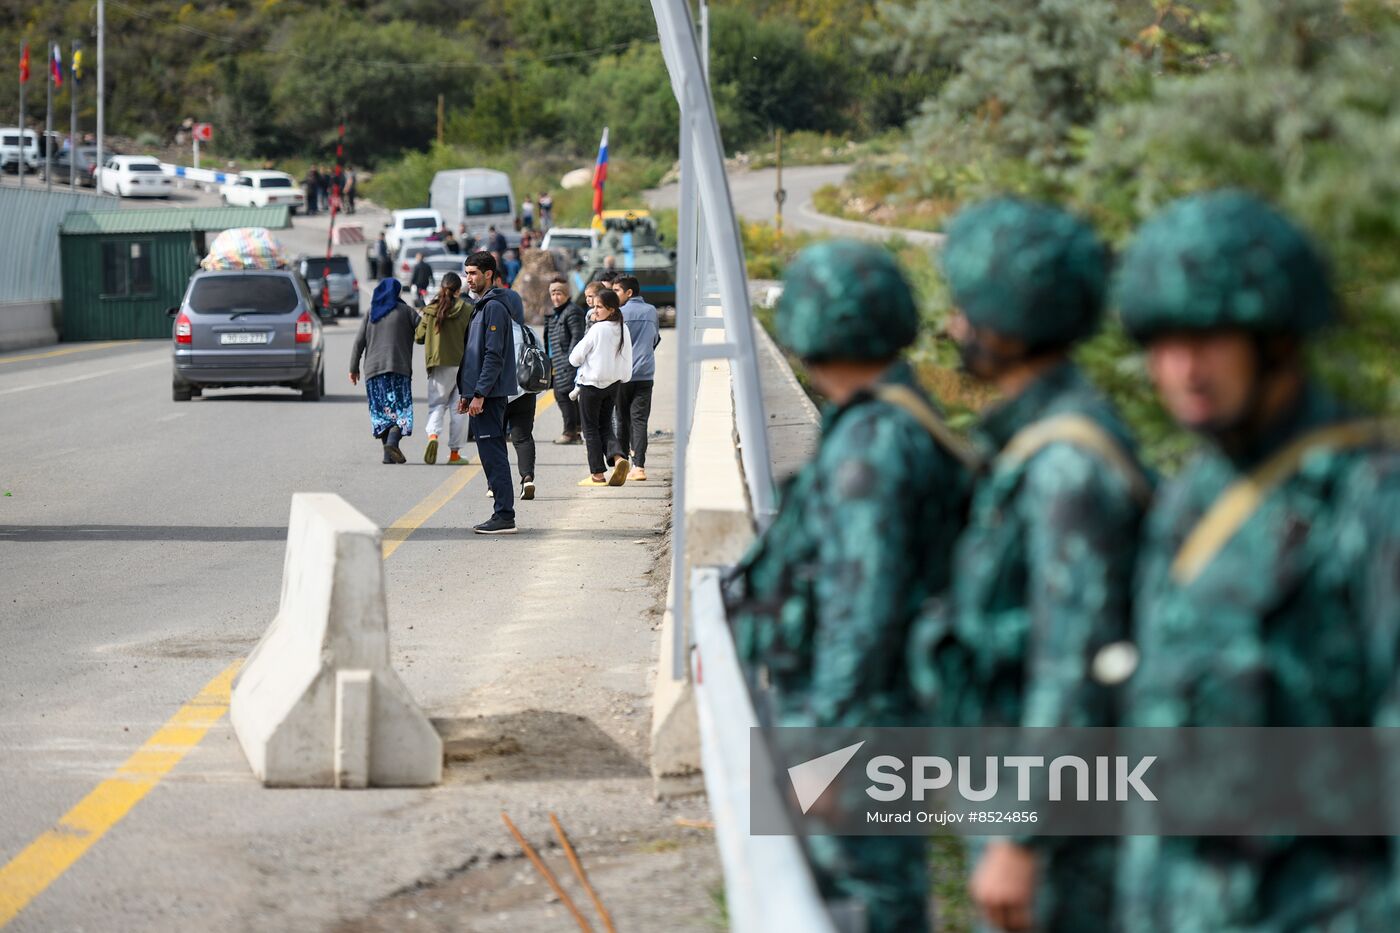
(1075, 0, 1400, 411)
(708, 6, 847, 145)
(268, 15, 480, 162)
(874, 0, 1120, 166)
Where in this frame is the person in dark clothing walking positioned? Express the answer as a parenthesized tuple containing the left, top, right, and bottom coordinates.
(488, 225, 507, 256)
(374, 233, 390, 280)
(545, 277, 586, 444)
(409, 252, 433, 306)
(315, 165, 331, 213)
(302, 167, 320, 215)
(456, 252, 520, 534)
(611, 275, 660, 481)
(350, 279, 419, 463)
(498, 286, 540, 500)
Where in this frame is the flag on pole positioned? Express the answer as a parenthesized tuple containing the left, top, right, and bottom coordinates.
(49, 42, 62, 88)
(19, 40, 30, 83)
(591, 127, 609, 222)
(71, 45, 82, 83)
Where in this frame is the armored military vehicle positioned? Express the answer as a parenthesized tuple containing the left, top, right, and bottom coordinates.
(570, 210, 677, 325)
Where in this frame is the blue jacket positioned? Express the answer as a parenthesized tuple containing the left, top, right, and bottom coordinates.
(621, 297, 661, 381)
(457, 287, 518, 399)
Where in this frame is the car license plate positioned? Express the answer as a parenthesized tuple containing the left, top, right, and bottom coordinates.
(220, 332, 270, 345)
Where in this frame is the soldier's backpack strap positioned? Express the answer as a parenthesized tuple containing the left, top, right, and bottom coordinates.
(1170, 419, 1400, 586)
(873, 383, 981, 472)
(998, 413, 1154, 508)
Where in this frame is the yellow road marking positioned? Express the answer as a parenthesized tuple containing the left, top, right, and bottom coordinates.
(382, 390, 555, 557)
(382, 464, 482, 559)
(0, 342, 127, 366)
(0, 389, 558, 925)
(0, 665, 237, 926)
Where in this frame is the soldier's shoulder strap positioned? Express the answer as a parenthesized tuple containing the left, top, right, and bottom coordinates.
(1171, 418, 1400, 586)
(873, 383, 981, 472)
(998, 413, 1153, 508)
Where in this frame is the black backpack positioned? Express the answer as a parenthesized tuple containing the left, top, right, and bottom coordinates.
(516, 322, 553, 392)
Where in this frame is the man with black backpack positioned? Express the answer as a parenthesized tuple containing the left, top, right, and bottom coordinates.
(456, 252, 519, 535)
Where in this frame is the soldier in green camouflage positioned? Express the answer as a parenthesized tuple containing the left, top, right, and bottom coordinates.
(907, 197, 1150, 932)
(725, 239, 973, 933)
(1114, 190, 1400, 932)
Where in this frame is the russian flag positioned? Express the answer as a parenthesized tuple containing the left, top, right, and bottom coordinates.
(591, 127, 609, 218)
(49, 42, 62, 88)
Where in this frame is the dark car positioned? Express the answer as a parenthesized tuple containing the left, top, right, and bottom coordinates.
(297, 255, 360, 318)
(43, 147, 100, 187)
(169, 270, 325, 401)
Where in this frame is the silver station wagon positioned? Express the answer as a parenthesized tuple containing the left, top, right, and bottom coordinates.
(169, 270, 325, 401)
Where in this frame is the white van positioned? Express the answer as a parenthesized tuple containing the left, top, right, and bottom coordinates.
(1, 128, 62, 174)
(430, 169, 517, 245)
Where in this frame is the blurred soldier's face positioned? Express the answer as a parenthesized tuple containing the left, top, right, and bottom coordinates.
(1147, 330, 1259, 433)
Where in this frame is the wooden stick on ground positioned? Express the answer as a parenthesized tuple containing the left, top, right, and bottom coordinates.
(550, 813, 617, 933)
(501, 812, 594, 933)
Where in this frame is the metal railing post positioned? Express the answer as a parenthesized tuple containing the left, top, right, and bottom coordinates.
(669, 101, 700, 680)
(652, 0, 777, 527)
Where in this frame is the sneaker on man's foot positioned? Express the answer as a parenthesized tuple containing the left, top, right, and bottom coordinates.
(448, 450, 464, 464)
(424, 437, 439, 464)
(607, 458, 631, 486)
(633, 467, 647, 482)
(521, 479, 536, 501)
(473, 516, 518, 535)
(553, 433, 579, 445)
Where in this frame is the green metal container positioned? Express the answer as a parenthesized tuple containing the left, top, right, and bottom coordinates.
(58, 205, 290, 341)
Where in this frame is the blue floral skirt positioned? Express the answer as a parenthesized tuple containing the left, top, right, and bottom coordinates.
(366, 373, 414, 438)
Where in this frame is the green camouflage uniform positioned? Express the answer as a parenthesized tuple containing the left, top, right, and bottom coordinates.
(1114, 191, 1400, 932)
(726, 240, 973, 933)
(910, 198, 1147, 932)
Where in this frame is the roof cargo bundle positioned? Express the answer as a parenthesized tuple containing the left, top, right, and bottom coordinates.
(200, 227, 289, 271)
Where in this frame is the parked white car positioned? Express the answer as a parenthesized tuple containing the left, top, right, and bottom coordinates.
(540, 227, 599, 259)
(385, 209, 444, 257)
(220, 170, 306, 213)
(98, 155, 173, 198)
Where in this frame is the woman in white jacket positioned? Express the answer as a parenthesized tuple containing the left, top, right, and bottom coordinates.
(570, 288, 634, 486)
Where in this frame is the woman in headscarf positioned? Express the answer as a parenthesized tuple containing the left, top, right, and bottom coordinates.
(351, 278, 420, 463)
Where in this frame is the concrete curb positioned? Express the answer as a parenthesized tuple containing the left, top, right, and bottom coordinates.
(231, 493, 443, 788)
(650, 325, 757, 797)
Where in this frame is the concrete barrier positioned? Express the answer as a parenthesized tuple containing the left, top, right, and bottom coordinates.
(231, 493, 442, 788)
(651, 322, 756, 797)
(0, 299, 60, 352)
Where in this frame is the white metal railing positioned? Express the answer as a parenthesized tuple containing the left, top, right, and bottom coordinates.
(690, 569, 838, 933)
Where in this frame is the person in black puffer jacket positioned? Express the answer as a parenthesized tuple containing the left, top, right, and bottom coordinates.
(545, 276, 588, 444)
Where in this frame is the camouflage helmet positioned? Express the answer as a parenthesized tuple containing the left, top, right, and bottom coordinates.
(941, 197, 1108, 347)
(776, 240, 919, 362)
(1114, 190, 1335, 342)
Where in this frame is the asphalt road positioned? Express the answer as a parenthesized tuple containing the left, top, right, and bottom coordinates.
(645, 163, 945, 247)
(0, 197, 720, 930)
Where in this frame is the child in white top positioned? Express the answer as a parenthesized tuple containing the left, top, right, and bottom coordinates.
(569, 288, 634, 485)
